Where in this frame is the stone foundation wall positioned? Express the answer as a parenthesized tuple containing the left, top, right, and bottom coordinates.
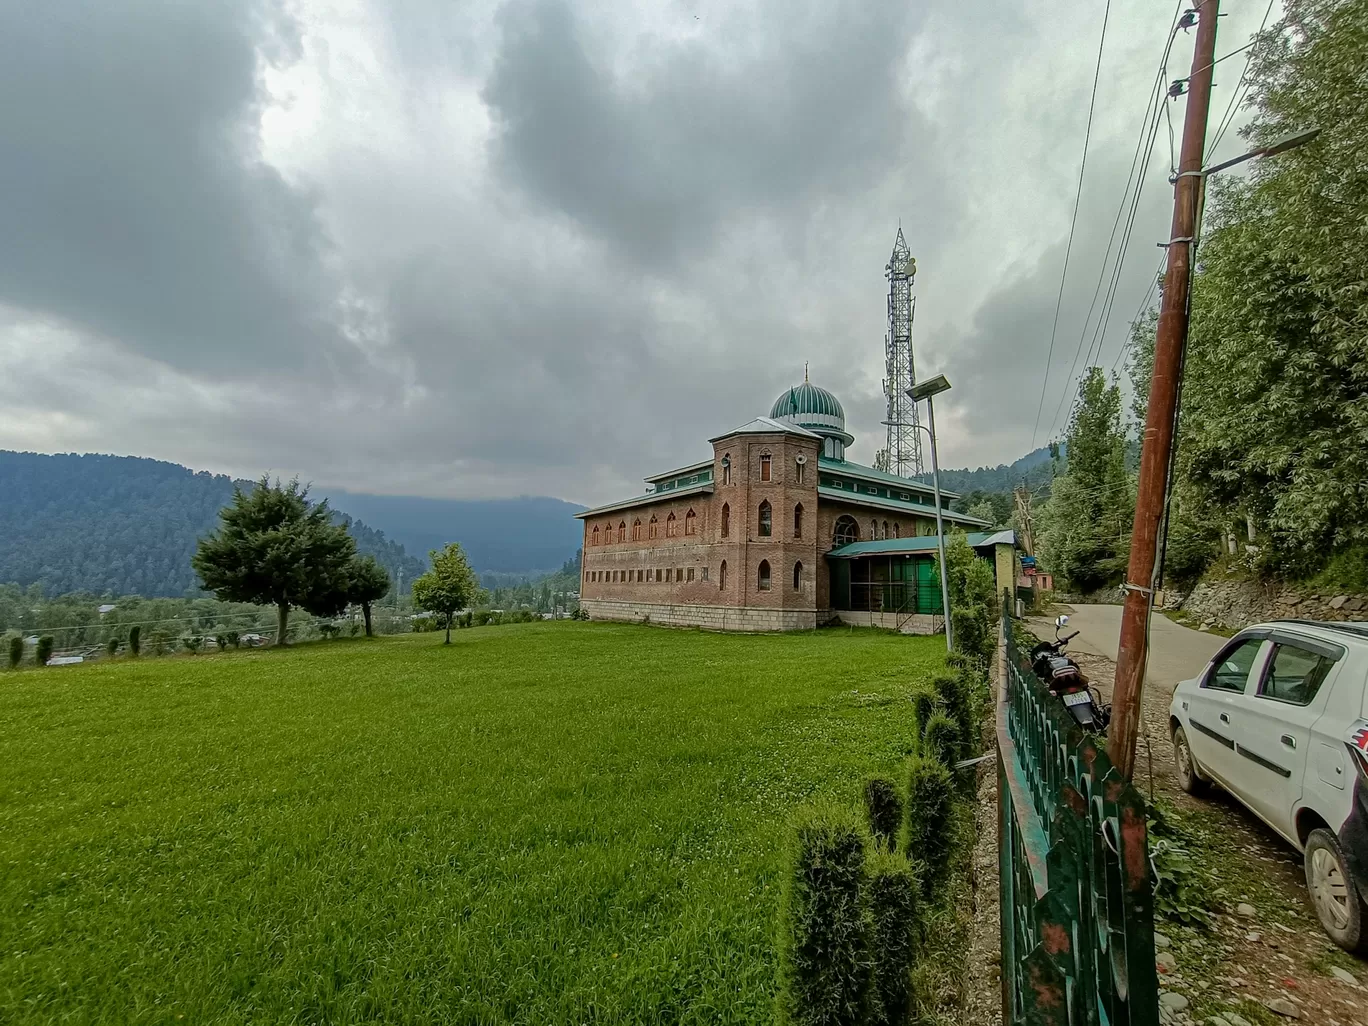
(583, 599, 818, 632)
(833, 610, 944, 635)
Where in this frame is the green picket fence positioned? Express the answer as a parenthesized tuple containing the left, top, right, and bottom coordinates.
(996, 595, 1159, 1025)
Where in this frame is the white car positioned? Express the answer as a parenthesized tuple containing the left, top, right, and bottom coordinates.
(1168, 620, 1368, 952)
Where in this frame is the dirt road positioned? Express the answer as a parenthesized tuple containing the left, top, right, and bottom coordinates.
(1028, 602, 1227, 695)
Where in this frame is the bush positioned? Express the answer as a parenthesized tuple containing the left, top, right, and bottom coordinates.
(902, 757, 954, 892)
(224, 630, 240, 649)
(36, 636, 54, 665)
(863, 778, 903, 853)
(181, 635, 202, 654)
(318, 623, 340, 640)
(921, 711, 961, 768)
(866, 850, 919, 1026)
(779, 804, 872, 1026)
(7, 635, 22, 669)
(930, 674, 973, 754)
(128, 625, 141, 657)
(907, 685, 941, 734)
(214, 634, 227, 652)
(148, 631, 169, 656)
(106, 637, 119, 658)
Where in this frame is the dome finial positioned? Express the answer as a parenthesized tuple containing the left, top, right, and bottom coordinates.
(804, 361, 809, 384)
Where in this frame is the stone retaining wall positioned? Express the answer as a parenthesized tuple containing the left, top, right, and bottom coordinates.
(1170, 578, 1368, 631)
(582, 599, 818, 632)
(833, 610, 943, 635)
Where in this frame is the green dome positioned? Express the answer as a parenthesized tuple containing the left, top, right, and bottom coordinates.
(770, 381, 854, 450)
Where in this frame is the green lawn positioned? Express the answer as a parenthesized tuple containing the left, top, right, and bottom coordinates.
(1, 622, 943, 1024)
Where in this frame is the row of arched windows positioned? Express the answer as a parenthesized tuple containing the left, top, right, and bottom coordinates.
(830, 514, 922, 545)
(585, 559, 806, 592)
(590, 509, 699, 546)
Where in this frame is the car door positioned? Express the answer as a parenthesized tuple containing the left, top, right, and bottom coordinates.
(1185, 634, 1270, 787)
(1228, 633, 1344, 842)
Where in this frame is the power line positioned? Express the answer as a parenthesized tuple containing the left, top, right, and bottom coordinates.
(1210, 0, 1276, 154)
(1038, 0, 1186, 444)
(1030, 0, 1113, 449)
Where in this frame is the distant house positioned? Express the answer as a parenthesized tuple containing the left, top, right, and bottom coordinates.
(97, 604, 117, 615)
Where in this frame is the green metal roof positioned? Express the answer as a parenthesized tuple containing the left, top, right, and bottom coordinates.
(818, 457, 961, 500)
(816, 487, 990, 526)
(826, 530, 1016, 558)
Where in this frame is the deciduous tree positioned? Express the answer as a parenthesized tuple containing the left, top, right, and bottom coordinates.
(346, 555, 391, 637)
(412, 543, 480, 644)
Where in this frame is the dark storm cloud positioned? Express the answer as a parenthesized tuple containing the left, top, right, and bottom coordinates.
(483, 0, 943, 268)
(0, 0, 336, 374)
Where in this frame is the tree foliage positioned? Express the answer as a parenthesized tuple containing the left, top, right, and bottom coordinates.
(346, 555, 391, 637)
(192, 478, 356, 645)
(412, 543, 481, 644)
(1040, 368, 1132, 592)
(1174, 0, 1368, 576)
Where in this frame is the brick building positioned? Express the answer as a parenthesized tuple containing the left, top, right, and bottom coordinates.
(576, 380, 1008, 632)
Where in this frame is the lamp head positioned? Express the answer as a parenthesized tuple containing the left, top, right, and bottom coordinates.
(908, 374, 951, 402)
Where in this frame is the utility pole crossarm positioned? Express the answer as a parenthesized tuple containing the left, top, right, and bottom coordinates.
(1110, 0, 1221, 780)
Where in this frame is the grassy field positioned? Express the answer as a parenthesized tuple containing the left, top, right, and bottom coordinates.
(0, 621, 944, 1025)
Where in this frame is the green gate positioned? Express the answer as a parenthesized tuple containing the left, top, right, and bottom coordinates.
(997, 595, 1158, 1025)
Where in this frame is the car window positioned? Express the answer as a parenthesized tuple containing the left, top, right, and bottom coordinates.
(1257, 643, 1335, 706)
(1204, 638, 1263, 693)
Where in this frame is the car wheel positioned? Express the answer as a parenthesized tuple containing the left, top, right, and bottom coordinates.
(1171, 725, 1208, 795)
(1305, 828, 1368, 954)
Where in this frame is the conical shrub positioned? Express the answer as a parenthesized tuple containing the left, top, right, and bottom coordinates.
(863, 777, 903, 852)
(921, 711, 961, 769)
(866, 850, 919, 1026)
(902, 756, 955, 891)
(779, 803, 872, 1026)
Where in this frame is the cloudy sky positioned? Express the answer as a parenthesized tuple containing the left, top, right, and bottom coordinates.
(0, 0, 1273, 507)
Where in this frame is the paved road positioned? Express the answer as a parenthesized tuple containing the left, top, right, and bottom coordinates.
(1027, 602, 1227, 697)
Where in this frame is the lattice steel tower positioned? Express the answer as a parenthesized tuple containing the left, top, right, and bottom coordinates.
(882, 226, 923, 477)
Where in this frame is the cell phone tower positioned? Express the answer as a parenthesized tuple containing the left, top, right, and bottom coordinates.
(882, 225, 923, 477)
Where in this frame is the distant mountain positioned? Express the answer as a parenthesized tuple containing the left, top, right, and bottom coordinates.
(921, 446, 1057, 497)
(323, 491, 585, 577)
(0, 451, 582, 598)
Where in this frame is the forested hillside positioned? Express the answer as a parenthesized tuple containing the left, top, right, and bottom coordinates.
(0, 452, 423, 597)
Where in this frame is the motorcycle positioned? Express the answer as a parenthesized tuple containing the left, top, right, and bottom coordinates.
(1030, 615, 1111, 733)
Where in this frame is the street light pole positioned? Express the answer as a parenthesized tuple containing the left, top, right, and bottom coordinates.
(909, 374, 954, 653)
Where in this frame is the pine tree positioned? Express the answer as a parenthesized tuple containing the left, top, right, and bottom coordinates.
(192, 478, 355, 646)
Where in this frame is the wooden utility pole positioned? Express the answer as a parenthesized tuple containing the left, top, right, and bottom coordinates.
(1111, 0, 1219, 779)
(1014, 487, 1036, 556)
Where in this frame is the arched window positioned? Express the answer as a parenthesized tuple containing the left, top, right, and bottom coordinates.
(833, 515, 859, 546)
(721, 503, 730, 538)
(893, 522, 900, 539)
(592, 525, 600, 546)
(758, 500, 772, 537)
(793, 561, 804, 590)
(666, 512, 677, 538)
(883, 520, 889, 540)
(870, 519, 878, 540)
(722, 454, 731, 485)
(719, 560, 727, 590)
(794, 503, 804, 539)
(618, 521, 626, 543)
(757, 560, 772, 591)
(684, 508, 697, 535)
(796, 458, 806, 483)
(649, 515, 659, 539)
(760, 453, 772, 482)
(632, 519, 642, 541)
